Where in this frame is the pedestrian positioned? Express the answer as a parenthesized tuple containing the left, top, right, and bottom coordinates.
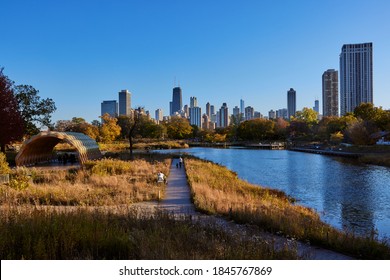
(179, 157, 183, 168)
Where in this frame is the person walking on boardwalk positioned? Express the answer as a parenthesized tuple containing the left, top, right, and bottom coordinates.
(179, 157, 183, 168)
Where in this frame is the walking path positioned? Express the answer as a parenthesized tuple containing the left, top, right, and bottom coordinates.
(157, 158, 354, 260)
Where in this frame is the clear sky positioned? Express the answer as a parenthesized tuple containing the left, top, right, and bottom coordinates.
(1, 0, 389, 123)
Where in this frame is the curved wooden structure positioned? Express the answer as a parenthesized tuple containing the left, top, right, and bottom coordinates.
(15, 131, 102, 166)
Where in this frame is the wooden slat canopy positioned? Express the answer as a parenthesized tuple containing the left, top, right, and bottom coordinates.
(15, 131, 102, 166)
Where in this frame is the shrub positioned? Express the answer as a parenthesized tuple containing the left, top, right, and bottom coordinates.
(0, 152, 11, 174)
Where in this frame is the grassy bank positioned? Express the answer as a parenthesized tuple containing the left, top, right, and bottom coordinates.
(0, 207, 298, 259)
(185, 157, 390, 259)
(99, 140, 188, 152)
(0, 157, 170, 206)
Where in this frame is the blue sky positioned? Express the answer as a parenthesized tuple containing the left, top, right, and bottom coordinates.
(1, 0, 389, 123)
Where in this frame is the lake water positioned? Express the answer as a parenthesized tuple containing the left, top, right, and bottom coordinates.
(156, 147, 390, 239)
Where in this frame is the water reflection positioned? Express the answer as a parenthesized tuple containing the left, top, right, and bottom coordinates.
(155, 147, 390, 238)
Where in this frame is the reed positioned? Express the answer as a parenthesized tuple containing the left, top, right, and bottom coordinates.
(0, 158, 170, 206)
(0, 206, 298, 260)
(185, 157, 390, 259)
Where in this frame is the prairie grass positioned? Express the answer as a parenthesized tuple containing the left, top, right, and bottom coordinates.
(0, 158, 170, 206)
(185, 157, 390, 259)
(98, 140, 188, 152)
(0, 207, 298, 260)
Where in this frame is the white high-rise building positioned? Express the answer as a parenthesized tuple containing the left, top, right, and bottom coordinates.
(340, 43, 373, 115)
(155, 109, 163, 123)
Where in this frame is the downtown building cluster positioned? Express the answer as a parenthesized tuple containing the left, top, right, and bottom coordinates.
(101, 42, 374, 128)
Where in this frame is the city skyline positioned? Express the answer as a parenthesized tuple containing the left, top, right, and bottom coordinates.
(1, 0, 390, 123)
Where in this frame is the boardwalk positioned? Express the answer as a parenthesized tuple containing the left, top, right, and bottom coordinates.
(158, 158, 354, 260)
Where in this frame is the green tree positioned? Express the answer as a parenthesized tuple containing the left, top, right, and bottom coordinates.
(14, 85, 56, 135)
(0, 68, 24, 152)
(293, 107, 318, 124)
(237, 119, 275, 141)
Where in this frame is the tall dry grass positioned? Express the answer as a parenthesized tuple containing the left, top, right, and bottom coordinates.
(185, 157, 390, 259)
(0, 207, 298, 259)
(0, 158, 171, 206)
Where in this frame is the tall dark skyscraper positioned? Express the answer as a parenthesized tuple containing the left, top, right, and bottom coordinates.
(170, 86, 182, 116)
(340, 42, 373, 115)
(287, 88, 296, 119)
(322, 69, 339, 117)
(118, 89, 131, 116)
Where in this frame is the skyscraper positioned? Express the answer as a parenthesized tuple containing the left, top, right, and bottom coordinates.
(245, 106, 254, 121)
(322, 69, 339, 116)
(287, 88, 296, 119)
(240, 99, 245, 118)
(233, 106, 240, 117)
(340, 43, 373, 115)
(190, 96, 198, 108)
(218, 103, 229, 128)
(206, 102, 211, 117)
(101, 100, 118, 118)
(155, 109, 163, 123)
(189, 107, 201, 127)
(118, 89, 131, 116)
(171, 86, 182, 116)
(313, 99, 320, 114)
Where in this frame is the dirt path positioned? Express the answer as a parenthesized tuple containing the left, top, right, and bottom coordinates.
(158, 158, 354, 260)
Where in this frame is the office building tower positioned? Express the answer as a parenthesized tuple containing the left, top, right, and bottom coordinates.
(340, 43, 373, 115)
(233, 106, 240, 117)
(155, 109, 163, 123)
(101, 100, 118, 118)
(313, 99, 320, 114)
(218, 103, 229, 128)
(245, 106, 254, 121)
(118, 89, 131, 116)
(240, 99, 245, 119)
(171, 86, 182, 116)
(189, 106, 202, 127)
(206, 102, 211, 117)
(287, 88, 296, 119)
(210, 105, 215, 115)
(322, 69, 339, 116)
(269, 110, 276, 119)
(183, 105, 189, 118)
(190, 96, 198, 108)
(277, 108, 288, 119)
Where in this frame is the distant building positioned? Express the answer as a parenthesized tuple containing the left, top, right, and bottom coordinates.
(287, 88, 296, 119)
(269, 109, 276, 119)
(118, 89, 131, 116)
(218, 103, 229, 128)
(322, 69, 339, 116)
(206, 102, 211, 117)
(340, 43, 373, 115)
(313, 99, 320, 114)
(210, 105, 215, 115)
(233, 106, 240, 117)
(190, 96, 198, 108)
(277, 108, 288, 119)
(189, 106, 202, 127)
(254, 111, 262, 119)
(155, 109, 163, 123)
(171, 86, 183, 116)
(245, 106, 254, 121)
(101, 100, 118, 118)
(202, 114, 211, 130)
(240, 99, 245, 119)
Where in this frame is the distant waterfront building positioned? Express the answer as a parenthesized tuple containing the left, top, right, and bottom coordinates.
(171, 86, 183, 116)
(245, 106, 254, 121)
(240, 99, 245, 119)
(189, 106, 202, 127)
(340, 43, 373, 115)
(254, 111, 262, 119)
(287, 88, 296, 119)
(155, 109, 163, 123)
(269, 109, 276, 119)
(206, 102, 211, 117)
(210, 105, 215, 115)
(190, 96, 198, 108)
(218, 103, 229, 128)
(322, 69, 339, 117)
(276, 108, 288, 119)
(101, 100, 118, 119)
(313, 99, 320, 114)
(233, 106, 240, 117)
(118, 89, 131, 116)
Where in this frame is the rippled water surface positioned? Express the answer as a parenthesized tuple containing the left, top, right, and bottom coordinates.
(157, 147, 390, 238)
